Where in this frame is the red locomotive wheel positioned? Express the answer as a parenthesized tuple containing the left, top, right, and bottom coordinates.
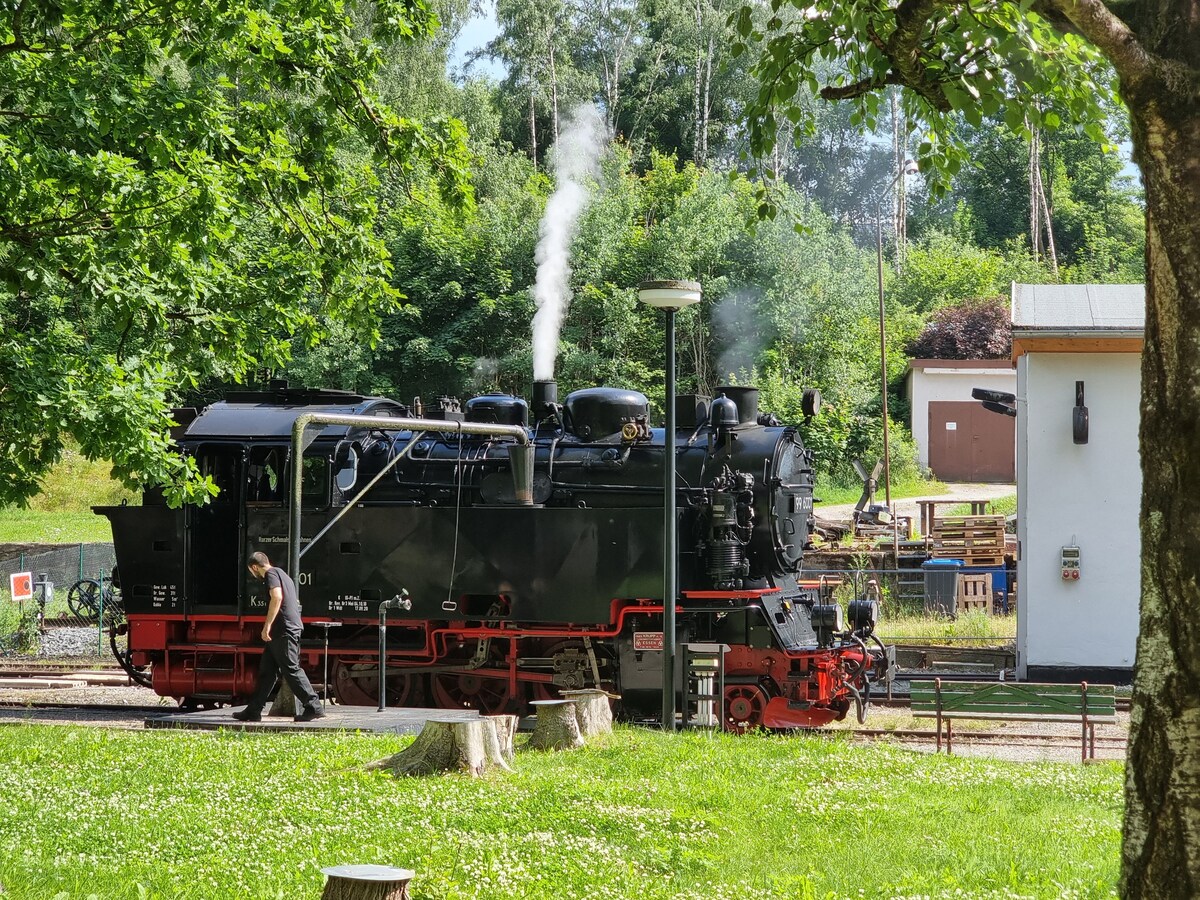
(331, 661, 426, 708)
(431, 671, 514, 715)
(723, 684, 770, 734)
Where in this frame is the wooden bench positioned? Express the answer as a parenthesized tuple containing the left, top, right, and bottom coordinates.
(910, 678, 1118, 761)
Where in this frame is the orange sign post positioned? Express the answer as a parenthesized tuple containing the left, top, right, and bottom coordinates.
(9, 571, 33, 602)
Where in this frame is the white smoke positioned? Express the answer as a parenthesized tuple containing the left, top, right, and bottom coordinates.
(531, 104, 607, 381)
(471, 356, 500, 391)
(713, 288, 768, 381)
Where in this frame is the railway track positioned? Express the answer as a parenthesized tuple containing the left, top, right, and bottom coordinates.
(0, 662, 122, 678)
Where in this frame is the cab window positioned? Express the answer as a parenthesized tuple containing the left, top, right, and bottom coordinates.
(301, 456, 329, 509)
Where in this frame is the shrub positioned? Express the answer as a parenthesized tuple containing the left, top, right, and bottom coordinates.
(905, 297, 1012, 360)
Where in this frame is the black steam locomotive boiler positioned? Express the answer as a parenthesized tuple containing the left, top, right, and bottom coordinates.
(96, 380, 892, 730)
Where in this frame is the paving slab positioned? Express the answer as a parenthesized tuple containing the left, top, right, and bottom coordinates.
(146, 705, 486, 735)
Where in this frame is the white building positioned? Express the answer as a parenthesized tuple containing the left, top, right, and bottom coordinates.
(906, 359, 1016, 482)
(1012, 283, 1143, 682)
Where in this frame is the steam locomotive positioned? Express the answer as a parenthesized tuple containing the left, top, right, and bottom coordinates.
(96, 380, 893, 730)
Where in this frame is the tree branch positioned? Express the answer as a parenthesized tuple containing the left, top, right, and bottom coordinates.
(1033, 0, 1188, 99)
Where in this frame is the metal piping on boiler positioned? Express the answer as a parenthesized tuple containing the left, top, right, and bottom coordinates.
(288, 413, 531, 583)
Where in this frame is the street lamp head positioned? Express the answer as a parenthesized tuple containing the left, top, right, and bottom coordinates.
(902, 159, 919, 175)
(637, 279, 702, 311)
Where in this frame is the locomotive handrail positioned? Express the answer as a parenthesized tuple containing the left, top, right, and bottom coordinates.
(297, 428, 428, 563)
(288, 412, 532, 581)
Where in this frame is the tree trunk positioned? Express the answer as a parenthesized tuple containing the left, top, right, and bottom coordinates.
(483, 713, 517, 763)
(1035, 163, 1059, 277)
(559, 689, 615, 737)
(529, 699, 585, 750)
(692, 0, 703, 165)
(528, 80, 538, 170)
(1027, 120, 1041, 261)
(1121, 97, 1200, 897)
(548, 39, 559, 147)
(699, 33, 714, 165)
(365, 716, 517, 776)
(320, 865, 414, 900)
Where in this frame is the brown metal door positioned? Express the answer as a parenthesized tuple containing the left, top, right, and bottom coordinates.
(928, 401, 1015, 482)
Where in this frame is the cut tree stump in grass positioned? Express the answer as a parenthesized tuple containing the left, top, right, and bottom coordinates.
(560, 689, 615, 738)
(483, 714, 517, 763)
(268, 681, 299, 717)
(320, 864, 414, 900)
(529, 699, 584, 751)
(364, 716, 517, 776)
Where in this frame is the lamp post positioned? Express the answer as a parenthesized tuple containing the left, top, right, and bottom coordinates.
(874, 160, 919, 514)
(638, 278, 702, 731)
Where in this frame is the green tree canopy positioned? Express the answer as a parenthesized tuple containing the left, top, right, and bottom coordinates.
(0, 0, 471, 507)
(734, 0, 1200, 892)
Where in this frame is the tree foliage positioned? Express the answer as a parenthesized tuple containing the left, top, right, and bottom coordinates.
(0, 0, 471, 507)
(904, 297, 1012, 360)
(734, 0, 1200, 892)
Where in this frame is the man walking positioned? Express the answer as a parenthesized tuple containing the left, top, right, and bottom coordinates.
(233, 551, 326, 723)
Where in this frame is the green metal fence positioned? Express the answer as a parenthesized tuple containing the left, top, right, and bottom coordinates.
(0, 543, 118, 655)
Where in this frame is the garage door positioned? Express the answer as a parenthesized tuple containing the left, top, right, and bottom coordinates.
(928, 401, 1015, 482)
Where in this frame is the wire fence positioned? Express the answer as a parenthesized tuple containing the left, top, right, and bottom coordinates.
(0, 543, 120, 657)
(800, 566, 1015, 618)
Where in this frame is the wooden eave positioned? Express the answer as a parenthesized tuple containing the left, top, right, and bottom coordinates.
(1011, 331, 1144, 362)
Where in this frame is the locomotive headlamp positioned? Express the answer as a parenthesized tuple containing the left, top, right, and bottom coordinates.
(811, 603, 845, 648)
(638, 278, 703, 731)
(848, 598, 880, 635)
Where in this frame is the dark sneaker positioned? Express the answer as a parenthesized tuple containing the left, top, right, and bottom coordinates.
(294, 706, 327, 723)
(232, 708, 261, 722)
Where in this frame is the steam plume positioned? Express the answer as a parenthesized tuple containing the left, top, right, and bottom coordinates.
(714, 288, 768, 381)
(531, 104, 607, 381)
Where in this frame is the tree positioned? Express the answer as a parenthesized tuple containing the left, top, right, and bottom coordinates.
(905, 298, 1012, 360)
(0, 0, 471, 507)
(734, 1, 1199, 893)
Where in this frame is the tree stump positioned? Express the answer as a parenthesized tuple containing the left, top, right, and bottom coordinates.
(268, 680, 299, 717)
(364, 716, 517, 776)
(320, 864, 414, 900)
(528, 699, 584, 751)
(559, 689, 615, 738)
(483, 714, 517, 763)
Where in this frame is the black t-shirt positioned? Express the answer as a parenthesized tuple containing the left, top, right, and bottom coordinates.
(265, 567, 303, 632)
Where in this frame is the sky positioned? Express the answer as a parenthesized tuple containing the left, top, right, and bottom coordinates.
(448, 1, 504, 81)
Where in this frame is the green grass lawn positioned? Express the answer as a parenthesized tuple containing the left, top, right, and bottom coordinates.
(815, 475, 948, 507)
(0, 725, 1120, 899)
(0, 448, 136, 543)
(878, 609, 1017, 643)
(947, 494, 1018, 518)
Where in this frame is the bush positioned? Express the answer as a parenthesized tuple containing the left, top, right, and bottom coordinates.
(905, 297, 1012, 360)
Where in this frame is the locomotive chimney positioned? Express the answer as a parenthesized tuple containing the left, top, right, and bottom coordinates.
(716, 385, 760, 426)
(532, 380, 558, 421)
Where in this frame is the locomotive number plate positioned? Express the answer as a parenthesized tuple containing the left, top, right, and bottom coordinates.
(633, 632, 664, 651)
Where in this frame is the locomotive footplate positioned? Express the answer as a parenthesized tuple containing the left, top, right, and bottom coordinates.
(680, 588, 782, 600)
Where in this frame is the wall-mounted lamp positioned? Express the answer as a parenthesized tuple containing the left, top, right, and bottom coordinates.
(1073, 381, 1089, 444)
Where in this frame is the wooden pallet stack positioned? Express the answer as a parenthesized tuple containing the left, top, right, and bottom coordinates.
(930, 514, 1006, 566)
(956, 573, 993, 614)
